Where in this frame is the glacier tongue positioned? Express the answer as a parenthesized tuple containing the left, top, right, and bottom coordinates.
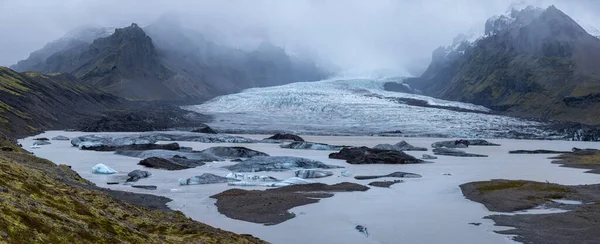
(184, 78, 545, 138)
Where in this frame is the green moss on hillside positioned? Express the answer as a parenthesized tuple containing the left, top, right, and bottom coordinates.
(0, 140, 266, 244)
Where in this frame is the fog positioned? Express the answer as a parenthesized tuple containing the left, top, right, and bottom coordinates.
(1, 0, 599, 76)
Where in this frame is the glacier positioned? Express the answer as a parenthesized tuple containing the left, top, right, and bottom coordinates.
(185, 78, 549, 138)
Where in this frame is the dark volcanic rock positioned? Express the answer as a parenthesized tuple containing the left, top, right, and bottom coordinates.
(210, 182, 368, 225)
(51, 135, 70, 141)
(432, 139, 499, 148)
(225, 156, 342, 172)
(179, 173, 239, 185)
(80, 142, 180, 152)
(432, 148, 488, 157)
(368, 180, 403, 188)
(294, 169, 334, 179)
(374, 140, 427, 151)
(33, 137, 49, 141)
(138, 157, 193, 170)
(509, 149, 571, 154)
(201, 146, 269, 158)
(126, 170, 152, 182)
(131, 185, 157, 190)
(354, 172, 422, 180)
(329, 147, 424, 164)
(280, 141, 345, 150)
(77, 105, 211, 132)
(265, 133, 304, 142)
(192, 125, 217, 134)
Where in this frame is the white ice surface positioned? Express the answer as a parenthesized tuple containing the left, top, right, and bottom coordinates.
(184, 78, 545, 137)
(20, 131, 600, 244)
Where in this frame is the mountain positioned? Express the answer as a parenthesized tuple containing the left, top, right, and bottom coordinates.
(13, 21, 328, 101)
(0, 66, 121, 137)
(403, 6, 600, 125)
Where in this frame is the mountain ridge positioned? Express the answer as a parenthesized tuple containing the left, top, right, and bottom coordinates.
(401, 5, 600, 125)
(13, 21, 328, 102)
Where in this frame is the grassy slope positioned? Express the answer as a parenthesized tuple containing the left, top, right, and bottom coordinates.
(0, 135, 265, 243)
(0, 66, 121, 138)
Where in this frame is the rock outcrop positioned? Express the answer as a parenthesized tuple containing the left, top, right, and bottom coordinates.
(138, 157, 197, 170)
(201, 146, 269, 158)
(329, 147, 424, 164)
(432, 148, 488, 157)
(354, 172, 422, 180)
(374, 141, 427, 151)
(265, 133, 305, 142)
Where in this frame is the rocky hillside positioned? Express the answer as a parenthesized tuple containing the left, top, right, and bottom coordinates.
(0, 133, 264, 243)
(13, 21, 328, 102)
(403, 6, 600, 125)
(0, 66, 122, 138)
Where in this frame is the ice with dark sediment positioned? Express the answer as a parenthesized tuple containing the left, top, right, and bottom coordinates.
(225, 156, 343, 172)
(183, 78, 552, 138)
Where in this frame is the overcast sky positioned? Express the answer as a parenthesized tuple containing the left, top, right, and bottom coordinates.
(1, 0, 599, 76)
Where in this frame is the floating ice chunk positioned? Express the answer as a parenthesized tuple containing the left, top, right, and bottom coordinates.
(225, 172, 278, 182)
(341, 170, 352, 177)
(92, 164, 117, 174)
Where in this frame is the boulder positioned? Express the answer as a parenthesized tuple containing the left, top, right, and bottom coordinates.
(179, 173, 240, 185)
(131, 185, 157, 190)
(432, 148, 488, 157)
(92, 164, 117, 174)
(80, 142, 180, 152)
(191, 125, 217, 134)
(126, 170, 152, 182)
(354, 172, 422, 180)
(33, 141, 51, 146)
(295, 169, 334, 179)
(374, 141, 427, 151)
(509, 149, 572, 154)
(329, 147, 424, 164)
(138, 157, 194, 170)
(225, 156, 342, 172)
(201, 146, 269, 158)
(432, 139, 500, 148)
(265, 133, 304, 142)
(368, 180, 403, 188)
(280, 141, 345, 150)
(422, 154, 438, 159)
(51, 135, 70, 141)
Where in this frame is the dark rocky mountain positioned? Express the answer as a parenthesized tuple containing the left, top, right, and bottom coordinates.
(13, 21, 328, 102)
(402, 6, 600, 125)
(0, 66, 121, 137)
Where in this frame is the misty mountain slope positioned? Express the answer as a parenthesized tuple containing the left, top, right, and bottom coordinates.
(144, 18, 328, 95)
(404, 5, 600, 125)
(0, 66, 121, 138)
(10, 26, 115, 73)
(13, 20, 328, 101)
(185, 78, 551, 138)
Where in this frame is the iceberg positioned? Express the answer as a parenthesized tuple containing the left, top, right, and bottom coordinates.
(92, 164, 117, 174)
